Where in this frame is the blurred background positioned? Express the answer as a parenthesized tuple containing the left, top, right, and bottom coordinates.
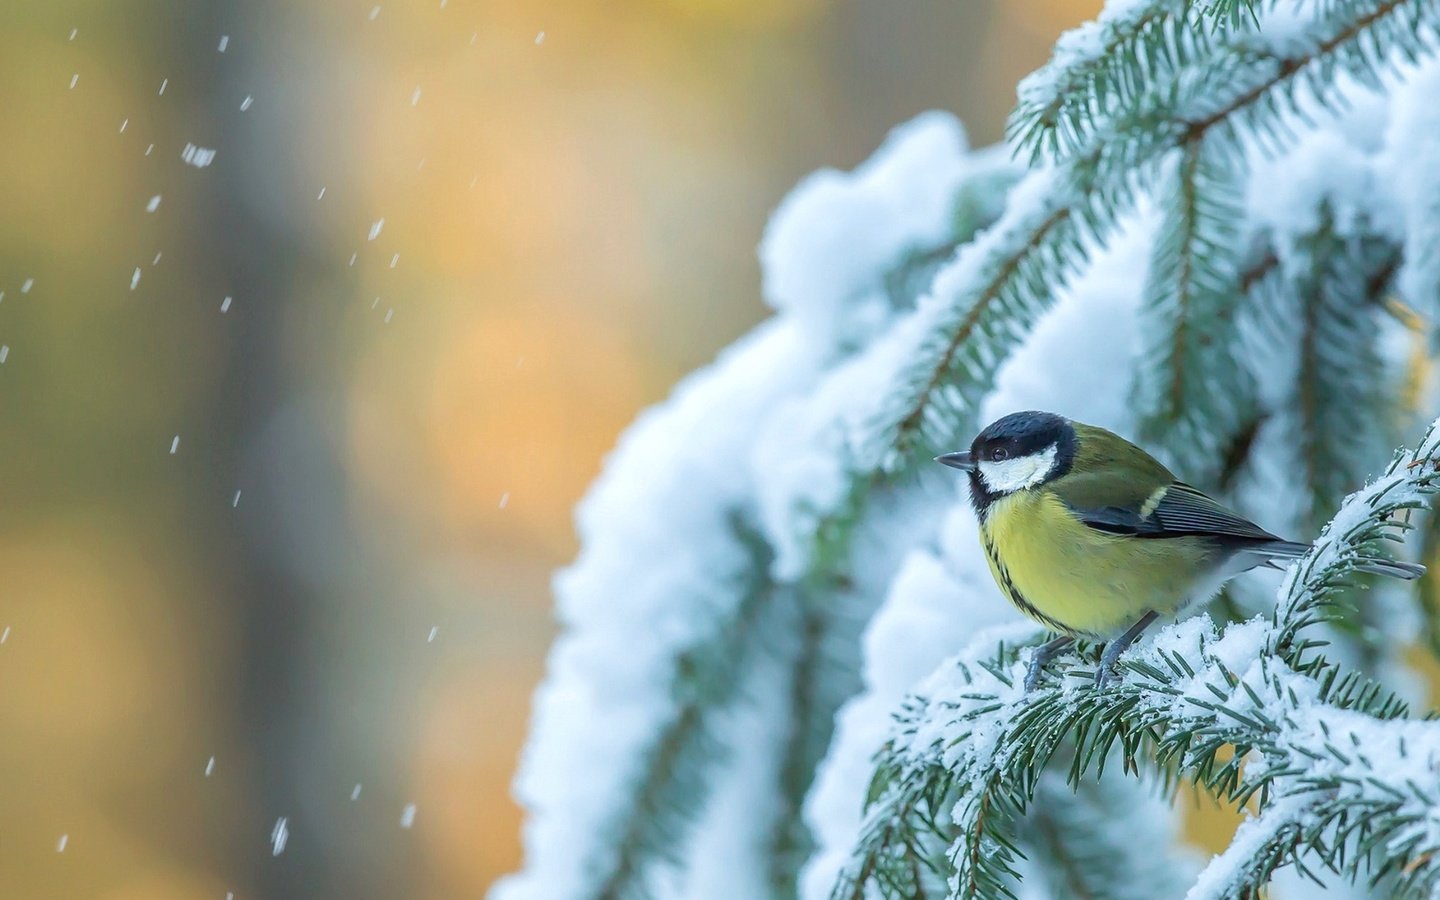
(0, 1, 1097, 896)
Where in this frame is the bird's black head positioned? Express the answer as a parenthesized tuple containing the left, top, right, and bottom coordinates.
(935, 410, 1077, 512)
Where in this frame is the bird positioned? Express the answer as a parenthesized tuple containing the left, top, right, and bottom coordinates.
(935, 410, 1425, 691)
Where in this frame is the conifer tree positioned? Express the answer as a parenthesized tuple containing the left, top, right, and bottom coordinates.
(497, 2, 1440, 897)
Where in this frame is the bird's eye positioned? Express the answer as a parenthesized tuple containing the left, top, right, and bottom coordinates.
(990, 447, 1009, 462)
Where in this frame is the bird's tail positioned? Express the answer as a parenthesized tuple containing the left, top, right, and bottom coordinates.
(1258, 539, 1427, 580)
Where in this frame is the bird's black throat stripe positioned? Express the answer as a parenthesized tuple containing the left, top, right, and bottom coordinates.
(982, 535, 1071, 635)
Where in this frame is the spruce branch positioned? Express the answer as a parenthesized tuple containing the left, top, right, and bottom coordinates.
(1018, 772, 1197, 900)
(838, 420, 1440, 899)
(885, 167, 1020, 314)
(807, 4, 1440, 893)
(863, 148, 1117, 476)
(1207, 0, 1261, 30)
(1097, 0, 1440, 169)
(595, 521, 784, 900)
(872, 0, 1438, 482)
(1287, 213, 1404, 531)
(508, 3, 1440, 898)
(1009, 0, 1256, 164)
(1269, 423, 1439, 658)
(1420, 507, 1440, 658)
(877, 180, 1082, 470)
(1134, 139, 1254, 484)
(768, 583, 869, 896)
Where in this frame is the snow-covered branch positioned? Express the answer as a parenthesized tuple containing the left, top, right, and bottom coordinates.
(502, 3, 1440, 897)
(839, 420, 1440, 899)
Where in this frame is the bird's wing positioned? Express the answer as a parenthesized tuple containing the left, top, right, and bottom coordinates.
(1055, 480, 1279, 542)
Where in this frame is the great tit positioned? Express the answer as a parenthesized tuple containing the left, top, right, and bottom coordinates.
(936, 410, 1425, 690)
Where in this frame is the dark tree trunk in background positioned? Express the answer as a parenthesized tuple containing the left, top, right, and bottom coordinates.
(169, 3, 409, 895)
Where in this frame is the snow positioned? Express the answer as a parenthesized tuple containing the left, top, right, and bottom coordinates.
(1132, 614, 1274, 716)
(1245, 119, 1402, 261)
(758, 111, 973, 348)
(498, 114, 985, 900)
(240, 96, 253, 112)
(351, 784, 362, 800)
(400, 804, 417, 828)
(218, 35, 229, 52)
(181, 144, 217, 168)
(368, 219, 384, 241)
(1382, 58, 1440, 317)
(680, 610, 797, 899)
(1187, 796, 1309, 900)
(1181, 667, 1440, 898)
(495, 322, 828, 900)
(56, 834, 67, 853)
(221, 296, 232, 313)
(1250, 1, 1329, 56)
(205, 756, 215, 777)
(270, 818, 288, 856)
(750, 153, 1039, 580)
(146, 195, 162, 213)
(800, 618, 1033, 900)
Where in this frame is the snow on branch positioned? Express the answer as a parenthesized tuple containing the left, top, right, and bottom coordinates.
(786, 3, 1438, 546)
(1383, 60, 1440, 319)
(1095, 0, 1440, 170)
(1009, 0, 1253, 163)
(837, 419, 1440, 900)
(1134, 139, 1254, 485)
(497, 114, 993, 900)
(503, 3, 1440, 898)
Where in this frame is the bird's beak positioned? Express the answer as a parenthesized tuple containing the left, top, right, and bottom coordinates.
(934, 450, 975, 472)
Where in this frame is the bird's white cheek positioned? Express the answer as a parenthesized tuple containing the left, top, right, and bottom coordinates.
(978, 448, 1057, 493)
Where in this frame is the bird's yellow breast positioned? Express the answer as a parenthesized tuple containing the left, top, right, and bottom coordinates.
(980, 488, 1211, 639)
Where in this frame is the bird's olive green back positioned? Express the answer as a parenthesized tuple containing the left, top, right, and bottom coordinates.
(1048, 422, 1176, 511)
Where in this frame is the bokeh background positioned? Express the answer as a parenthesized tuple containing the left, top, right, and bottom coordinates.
(0, 1, 1098, 896)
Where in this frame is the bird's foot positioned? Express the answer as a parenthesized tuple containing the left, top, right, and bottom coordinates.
(1023, 658, 1045, 693)
(1094, 655, 1121, 689)
(1092, 610, 1159, 690)
(1024, 635, 1074, 692)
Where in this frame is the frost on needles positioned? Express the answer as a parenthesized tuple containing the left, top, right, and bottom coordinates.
(498, 1, 1440, 898)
